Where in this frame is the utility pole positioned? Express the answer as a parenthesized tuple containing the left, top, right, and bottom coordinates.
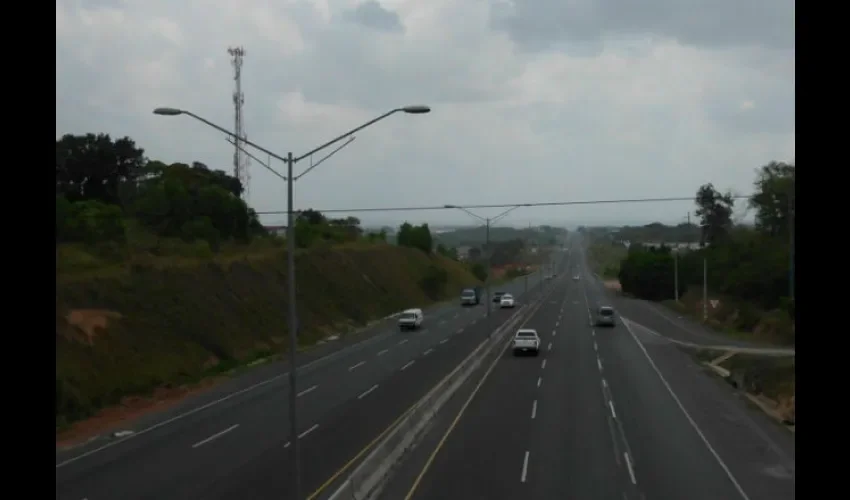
(702, 256, 708, 322)
(674, 249, 679, 302)
(524, 222, 530, 297)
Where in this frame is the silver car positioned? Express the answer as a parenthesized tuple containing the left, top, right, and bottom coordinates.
(595, 306, 616, 327)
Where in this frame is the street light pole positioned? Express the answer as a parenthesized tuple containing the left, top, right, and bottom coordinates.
(788, 186, 795, 303)
(154, 104, 430, 500)
(444, 204, 528, 318)
(285, 151, 299, 496)
(484, 219, 491, 316)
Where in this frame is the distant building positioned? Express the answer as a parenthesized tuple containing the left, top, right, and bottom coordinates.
(263, 225, 287, 236)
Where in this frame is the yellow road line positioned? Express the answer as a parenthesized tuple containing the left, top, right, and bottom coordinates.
(307, 306, 531, 500)
(403, 279, 557, 500)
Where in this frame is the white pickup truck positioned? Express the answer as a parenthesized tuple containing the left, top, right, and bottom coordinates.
(512, 329, 540, 356)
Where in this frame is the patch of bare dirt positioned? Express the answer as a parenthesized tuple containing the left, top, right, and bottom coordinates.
(603, 280, 622, 292)
(64, 309, 122, 345)
(56, 376, 226, 449)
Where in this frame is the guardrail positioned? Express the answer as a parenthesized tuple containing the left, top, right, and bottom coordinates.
(326, 279, 556, 500)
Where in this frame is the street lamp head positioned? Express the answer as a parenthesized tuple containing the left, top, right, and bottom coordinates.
(402, 105, 431, 114)
(153, 107, 184, 116)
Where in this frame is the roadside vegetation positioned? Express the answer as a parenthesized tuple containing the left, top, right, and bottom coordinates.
(56, 133, 482, 432)
(586, 242, 628, 279)
(587, 161, 795, 347)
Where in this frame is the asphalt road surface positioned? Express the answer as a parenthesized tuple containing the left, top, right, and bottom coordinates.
(55, 253, 571, 500)
(380, 237, 795, 500)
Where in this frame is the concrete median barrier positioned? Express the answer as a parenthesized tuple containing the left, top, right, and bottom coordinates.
(326, 280, 557, 500)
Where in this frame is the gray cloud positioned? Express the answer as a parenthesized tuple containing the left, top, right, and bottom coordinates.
(344, 1, 404, 32)
(56, 0, 795, 228)
(491, 0, 795, 53)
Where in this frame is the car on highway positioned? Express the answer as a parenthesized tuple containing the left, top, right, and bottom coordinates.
(512, 329, 540, 356)
(492, 291, 506, 303)
(460, 287, 482, 306)
(573, 274, 580, 281)
(499, 293, 515, 308)
(595, 306, 616, 327)
(398, 308, 423, 331)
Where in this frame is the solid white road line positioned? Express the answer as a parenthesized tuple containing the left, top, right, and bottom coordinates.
(622, 319, 751, 499)
(298, 423, 319, 439)
(297, 385, 317, 398)
(358, 384, 379, 400)
(624, 452, 637, 484)
(191, 424, 239, 449)
(521, 451, 530, 482)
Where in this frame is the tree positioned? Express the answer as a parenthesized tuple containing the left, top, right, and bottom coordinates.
(56, 133, 146, 207)
(749, 161, 795, 237)
(694, 183, 735, 246)
(132, 162, 261, 245)
(397, 222, 433, 254)
(56, 196, 126, 244)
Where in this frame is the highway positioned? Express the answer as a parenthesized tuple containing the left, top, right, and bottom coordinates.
(379, 237, 795, 500)
(55, 253, 570, 500)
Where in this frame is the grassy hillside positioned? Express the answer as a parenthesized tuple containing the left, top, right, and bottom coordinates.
(56, 242, 480, 429)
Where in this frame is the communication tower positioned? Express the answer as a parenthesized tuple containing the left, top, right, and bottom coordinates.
(228, 46, 250, 200)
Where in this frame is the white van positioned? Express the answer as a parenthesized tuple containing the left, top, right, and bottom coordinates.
(398, 308, 424, 331)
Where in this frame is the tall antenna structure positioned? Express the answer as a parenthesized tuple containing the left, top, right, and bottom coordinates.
(228, 46, 250, 200)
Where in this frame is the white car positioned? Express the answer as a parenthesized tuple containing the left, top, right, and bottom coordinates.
(573, 275, 580, 281)
(398, 308, 423, 331)
(500, 293, 515, 308)
(512, 329, 540, 356)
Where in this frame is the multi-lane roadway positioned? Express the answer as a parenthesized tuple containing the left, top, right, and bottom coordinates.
(379, 240, 795, 500)
(55, 254, 570, 500)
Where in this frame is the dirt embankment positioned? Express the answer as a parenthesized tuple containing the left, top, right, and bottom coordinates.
(56, 243, 479, 436)
(698, 351, 795, 428)
(664, 289, 794, 346)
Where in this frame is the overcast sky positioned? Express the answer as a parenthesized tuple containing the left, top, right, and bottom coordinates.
(56, 0, 795, 228)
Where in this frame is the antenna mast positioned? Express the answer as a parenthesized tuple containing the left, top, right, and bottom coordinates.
(228, 46, 250, 200)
